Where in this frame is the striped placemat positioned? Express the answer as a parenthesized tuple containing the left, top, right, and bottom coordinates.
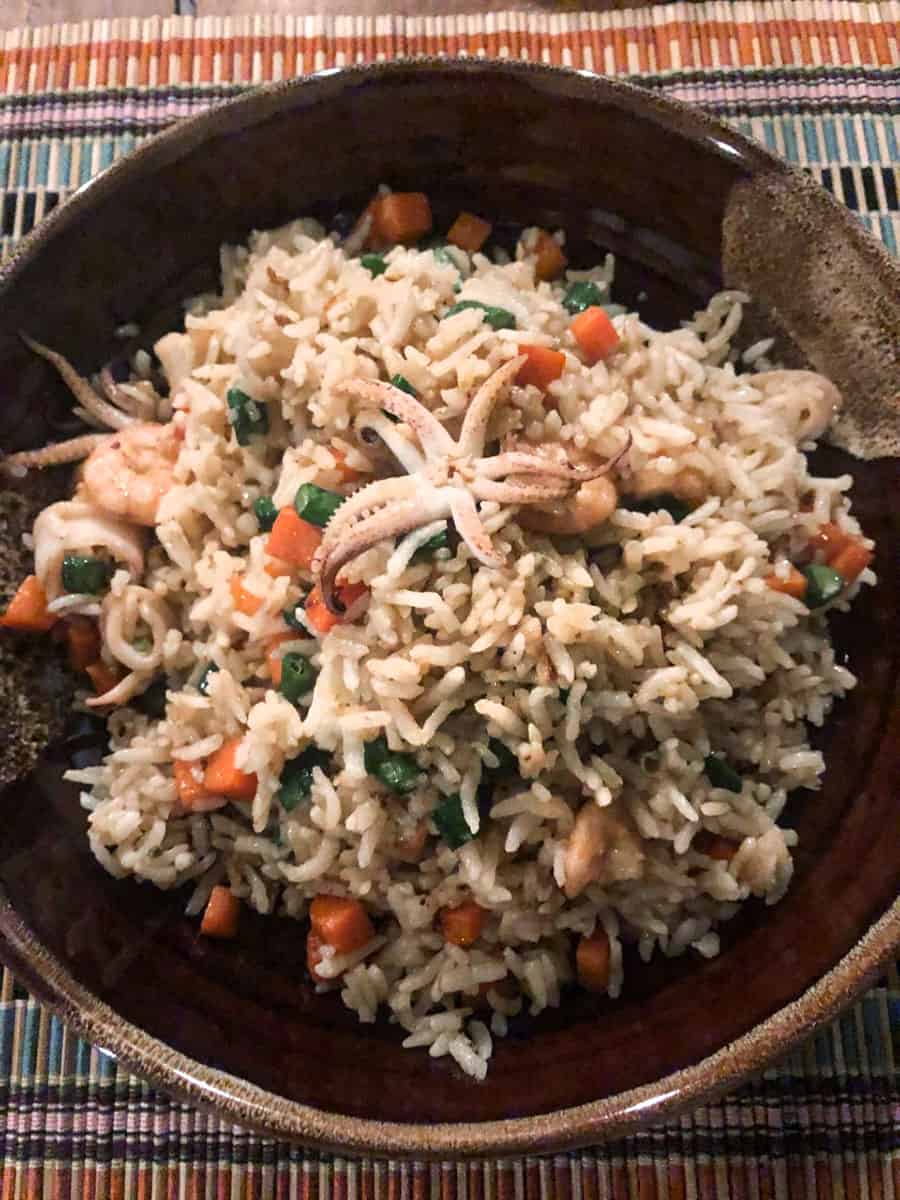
(1, 2, 898, 1195)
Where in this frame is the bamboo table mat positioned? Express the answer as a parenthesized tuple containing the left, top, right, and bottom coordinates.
(1, 2, 898, 1195)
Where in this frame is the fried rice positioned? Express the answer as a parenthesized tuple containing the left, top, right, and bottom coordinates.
(4, 199, 876, 1080)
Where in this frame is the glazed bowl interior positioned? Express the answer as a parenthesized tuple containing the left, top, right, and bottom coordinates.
(0, 62, 897, 1157)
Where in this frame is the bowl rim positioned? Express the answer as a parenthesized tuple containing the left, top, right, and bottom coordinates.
(0, 57, 898, 1159)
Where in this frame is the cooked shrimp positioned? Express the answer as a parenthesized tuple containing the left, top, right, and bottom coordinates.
(629, 457, 708, 504)
(563, 801, 644, 899)
(81, 422, 179, 526)
(518, 475, 618, 535)
(753, 369, 842, 442)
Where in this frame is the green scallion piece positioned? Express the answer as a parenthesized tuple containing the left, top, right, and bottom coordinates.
(364, 735, 421, 794)
(278, 746, 331, 812)
(443, 300, 516, 330)
(361, 253, 387, 278)
(253, 496, 278, 531)
(227, 386, 269, 446)
(197, 663, 219, 695)
(432, 793, 475, 850)
(802, 563, 844, 609)
(411, 528, 449, 563)
(294, 482, 345, 528)
(390, 374, 417, 397)
(624, 493, 693, 523)
(279, 652, 317, 704)
(562, 280, 605, 315)
(704, 754, 743, 794)
(61, 554, 113, 595)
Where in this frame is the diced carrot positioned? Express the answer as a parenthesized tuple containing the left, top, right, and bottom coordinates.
(765, 565, 807, 599)
(829, 541, 873, 584)
(265, 631, 297, 687)
(174, 759, 226, 812)
(64, 616, 101, 670)
(0, 575, 56, 632)
(570, 306, 620, 363)
(532, 230, 567, 281)
(200, 886, 240, 939)
(266, 508, 323, 569)
(330, 445, 360, 484)
(85, 661, 120, 696)
(203, 736, 258, 800)
(516, 343, 566, 390)
(306, 930, 327, 981)
(372, 192, 433, 245)
(309, 894, 374, 955)
(230, 575, 263, 616)
(576, 930, 611, 994)
(447, 211, 492, 254)
(305, 582, 368, 636)
(694, 831, 739, 862)
(440, 900, 486, 948)
(264, 557, 293, 578)
(809, 521, 852, 563)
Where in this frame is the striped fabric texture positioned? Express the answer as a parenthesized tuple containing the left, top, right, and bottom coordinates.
(0, 2, 898, 1194)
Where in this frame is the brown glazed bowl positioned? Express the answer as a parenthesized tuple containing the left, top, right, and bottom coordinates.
(0, 61, 898, 1158)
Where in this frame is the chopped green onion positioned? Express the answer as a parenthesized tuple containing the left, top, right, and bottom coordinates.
(279, 652, 317, 704)
(135, 676, 168, 718)
(562, 280, 605, 315)
(283, 601, 307, 631)
(253, 496, 278, 531)
(364, 735, 422, 794)
(360, 253, 387, 278)
(390, 374, 417, 397)
(432, 793, 475, 850)
(443, 300, 517, 330)
(227, 387, 269, 446)
(278, 746, 331, 812)
(411, 528, 449, 563)
(61, 554, 113, 595)
(294, 482, 345, 528)
(487, 737, 517, 774)
(131, 635, 153, 654)
(197, 663, 219, 695)
(704, 754, 743, 794)
(802, 563, 844, 609)
(623, 493, 692, 523)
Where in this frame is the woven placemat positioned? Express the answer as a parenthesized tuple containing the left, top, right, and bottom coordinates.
(1, 2, 898, 1195)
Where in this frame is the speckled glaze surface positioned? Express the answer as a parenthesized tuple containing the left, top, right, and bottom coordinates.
(0, 61, 897, 1158)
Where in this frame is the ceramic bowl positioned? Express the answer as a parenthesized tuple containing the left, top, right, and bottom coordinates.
(0, 61, 897, 1158)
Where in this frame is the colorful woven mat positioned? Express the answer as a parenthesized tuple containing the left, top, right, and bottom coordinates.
(1, 2, 898, 1195)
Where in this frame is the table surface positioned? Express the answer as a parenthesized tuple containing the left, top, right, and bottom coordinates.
(2, 0, 661, 33)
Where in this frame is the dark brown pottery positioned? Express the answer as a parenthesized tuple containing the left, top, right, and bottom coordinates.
(0, 62, 897, 1158)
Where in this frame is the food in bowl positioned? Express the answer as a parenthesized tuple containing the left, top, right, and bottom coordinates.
(1, 191, 875, 1080)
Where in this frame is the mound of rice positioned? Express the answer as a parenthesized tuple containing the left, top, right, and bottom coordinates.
(62, 210, 874, 1080)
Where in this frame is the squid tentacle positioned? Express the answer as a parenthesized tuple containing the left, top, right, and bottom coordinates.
(456, 356, 524, 459)
(21, 334, 138, 431)
(2, 432, 111, 473)
(336, 377, 454, 460)
(317, 492, 452, 613)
